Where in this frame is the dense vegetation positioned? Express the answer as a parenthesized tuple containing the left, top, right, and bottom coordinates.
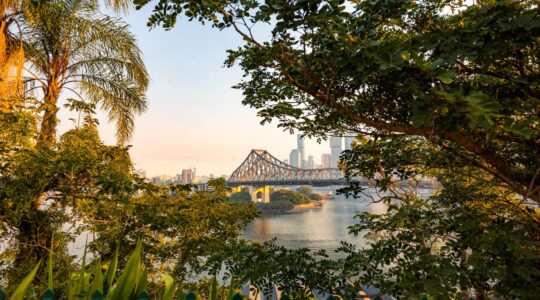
(1, 0, 539, 298)
(139, 0, 540, 298)
(0, 1, 258, 298)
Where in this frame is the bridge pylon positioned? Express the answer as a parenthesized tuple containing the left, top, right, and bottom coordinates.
(248, 185, 270, 203)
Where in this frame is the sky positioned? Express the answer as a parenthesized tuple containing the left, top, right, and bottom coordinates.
(57, 6, 331, 177)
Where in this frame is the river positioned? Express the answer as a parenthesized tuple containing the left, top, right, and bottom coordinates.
(241, 187, 432, 257)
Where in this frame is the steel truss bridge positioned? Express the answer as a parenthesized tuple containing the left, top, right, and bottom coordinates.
(227, 149, 347, 187)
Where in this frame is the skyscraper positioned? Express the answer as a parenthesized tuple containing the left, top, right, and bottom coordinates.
(344, 134, 355, 151)
(289, 149, 300, 168)
(321, 154, 331, 169)
(307, 155, 315, 169)
(329, 136, 342, 169)
(297, 134, 305, 168)
(181, 168, 196, 184)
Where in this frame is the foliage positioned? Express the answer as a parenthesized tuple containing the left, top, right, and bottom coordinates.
(256, 200, 294, 213)
(20, 0, 148, 145)
(0, 242, 248, 300)
(229, 191, 251, 204)
(296, 186, 322, 201)
(212, 240, 343, 300)
(0, 119, 257, 298)
(337, 136, 540, 299)
(80, 181, 258, 282)
(270, 189, 310, 205)
(139, 0, 539, 204)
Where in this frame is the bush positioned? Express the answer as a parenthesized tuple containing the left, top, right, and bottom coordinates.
(296, 186, 323, 201)
(257, 200, 294, 212)
(270, 189, 310, 204)
(229, 191, 251, 203)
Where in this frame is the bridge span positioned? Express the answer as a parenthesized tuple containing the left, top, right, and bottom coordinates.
(227, 150, 349, 202)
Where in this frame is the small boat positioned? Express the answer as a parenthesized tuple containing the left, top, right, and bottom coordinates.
(323, 191, 334, 200)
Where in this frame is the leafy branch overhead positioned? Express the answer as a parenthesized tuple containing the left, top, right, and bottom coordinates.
(138, 0, 539, 203)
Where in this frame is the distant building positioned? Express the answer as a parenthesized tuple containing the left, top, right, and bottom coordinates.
(297, 134, 305, 168)
(329, 136, 342, 169)
(289, 149, 300, 168)
(194, 175, 209, 184)
(284, 159, 289, 165)
(181, 168, 196, 184)
(306, 155, 315, 169)
(321, 154, 331, 169)
(151, 174, 172, 184)
(344, 134, 355, 151)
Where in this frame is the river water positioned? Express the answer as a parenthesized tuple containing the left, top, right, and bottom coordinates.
(241, 187, 433, 257)
(241, 187, 389, 256)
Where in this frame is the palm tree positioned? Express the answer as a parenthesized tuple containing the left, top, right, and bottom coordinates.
(0, 0, 24, 111)
(22, 0, 148, 145)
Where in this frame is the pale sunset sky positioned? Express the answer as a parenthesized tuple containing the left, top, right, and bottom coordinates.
(57, 5, 331, 177)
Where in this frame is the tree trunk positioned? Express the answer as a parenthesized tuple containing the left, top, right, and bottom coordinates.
(38, 85, 60, 146)
(8, 210, 53, 292)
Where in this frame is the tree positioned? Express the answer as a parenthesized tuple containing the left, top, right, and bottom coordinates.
(139, 0, 538, 203)
(297, 186, 322, 200)
(338, 136, 540, 299)
(270, 189, 310, 204)
(137, 0, 540, 297)
(80, 181, 258, 286)
(22, 0, 148, 146)
(0, 124, 134, 296)
(229, 190, 251, 203)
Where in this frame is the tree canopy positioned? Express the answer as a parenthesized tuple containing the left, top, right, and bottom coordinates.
(22, 0, 148, 145)
(138, 0, 539, 203)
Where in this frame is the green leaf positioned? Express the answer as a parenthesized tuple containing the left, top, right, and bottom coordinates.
(209, 276, 218, 300)
(43, 289, 54, 300)
(11, 261, 41, 300)
(47, 233, 54, 290)
(104, 245, 119, 293)
(88, 259, 103, 299)
(135, 265, 148, 297)
(161, 274, 176, 300)
(76, 239, 90, 298)
(111, 240, 143, 299)
(436, 70, 455, 84)
(226, 279, 236, 300)
(91, 290, 103, 300)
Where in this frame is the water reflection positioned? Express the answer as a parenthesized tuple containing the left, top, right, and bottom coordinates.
(241, 187, 389, 254)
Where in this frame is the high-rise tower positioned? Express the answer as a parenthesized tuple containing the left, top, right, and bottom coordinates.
(289, 149, 300, 168)
(329, 136, 342, 169)
(297, 134, 305, 168)
(321, 154, 331, 169)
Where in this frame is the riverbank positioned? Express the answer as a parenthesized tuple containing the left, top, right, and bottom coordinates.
(289, 200, 324, 213)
